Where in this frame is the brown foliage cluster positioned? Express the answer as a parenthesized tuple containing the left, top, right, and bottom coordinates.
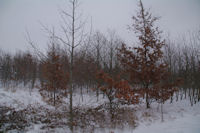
(41, 44, 69, 105)
(96, 70, 140, 105)
(42, 53, 68, 92)
(42, 56, 68, 92)
(96, 0, 181, 109)
(117, 1, 180, 107)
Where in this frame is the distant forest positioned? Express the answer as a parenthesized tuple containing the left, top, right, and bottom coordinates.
(0, 0, 200, 131)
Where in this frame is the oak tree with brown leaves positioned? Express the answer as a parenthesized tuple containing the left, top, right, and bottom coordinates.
(118, 0, 179, 109)
(42, 43, 68, 106)
(96, 70, 117, 120)
(96, 70, 140, 120)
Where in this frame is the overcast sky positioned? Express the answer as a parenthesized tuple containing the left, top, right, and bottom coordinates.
(0, 0, 200, 53)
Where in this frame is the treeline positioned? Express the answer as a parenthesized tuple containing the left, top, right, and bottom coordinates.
(0, 23, 200, 106)
(0, 30, 121, 90)
(164, 33, 200, 105)
(0, 0, 200, 107)
(1, 0, 200, 130)
(0, 50, 37, 89)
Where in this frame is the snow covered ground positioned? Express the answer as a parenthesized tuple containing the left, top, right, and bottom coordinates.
(96, 113, 200, 133)
(64, 92, 107, 108)
(95, 99, 200, 133)
(0, 87, 200, 133)
(133, 114, 200, 133)
(0, 87, 47, 110)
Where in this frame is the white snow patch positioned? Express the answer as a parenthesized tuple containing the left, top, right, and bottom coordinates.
(132, 113, 200, 133)
(64, 92, 107, 108)
(0, 87, 47, 110)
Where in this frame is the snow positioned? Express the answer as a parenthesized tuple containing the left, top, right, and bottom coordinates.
(96, 113, 200, 133)
(0, 87, 47, 110)
(133, 114, 200, 133)
(131, 98, 200, 133)
(93, 102, 200, 133)
(64, 92, 107, 108)
(0, 87, 200, 133)
(26, 124, 43, 133)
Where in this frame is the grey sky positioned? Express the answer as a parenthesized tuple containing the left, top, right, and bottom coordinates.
(0, 0, 200, 53)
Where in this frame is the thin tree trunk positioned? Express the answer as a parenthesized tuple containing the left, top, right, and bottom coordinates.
(69, 1, 75, 132)
(146, 89, 150, 108)
(96, 87, 99, 102)
(170, 94, 173, 103)
(81, 85, 83, 102)
(198, 89, 200, 102)
(176, 91, 179, 101)
(69, 42, 74, 133)
(54, 87, 56, 106)
(185, 88, 187, 99)
(161, 103, 164, 122)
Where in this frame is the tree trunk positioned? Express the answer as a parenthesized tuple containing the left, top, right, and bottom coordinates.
(108, 96, 114, 122)
(80, 85, 83, 102)
(96, 87, 99, 102)
(198, 89, 200, 102)
(69, 42, 74, 133)
(161, 103, 164, 122)
(170, 94, 173, 103)
(146, 92, 150, 108)
(69, 1, 76, 132)
(54, 87, 56, 106)
(176, 91, 179, 101)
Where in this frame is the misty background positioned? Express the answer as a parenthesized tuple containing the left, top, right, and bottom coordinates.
(0, 0, 200, 53)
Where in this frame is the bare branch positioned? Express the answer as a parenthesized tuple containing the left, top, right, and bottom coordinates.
(25, 30, 47, 61)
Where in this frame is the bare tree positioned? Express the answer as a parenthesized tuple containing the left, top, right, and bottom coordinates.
(90, 31, 107, 100)
(26, 0, 86, 131)
(55, 0, 86, 131)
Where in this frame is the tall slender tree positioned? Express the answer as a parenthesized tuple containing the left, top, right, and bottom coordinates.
(118, 0, 178, 109)
(51, 0, 86, 131)
(42, 38, 68, 106)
